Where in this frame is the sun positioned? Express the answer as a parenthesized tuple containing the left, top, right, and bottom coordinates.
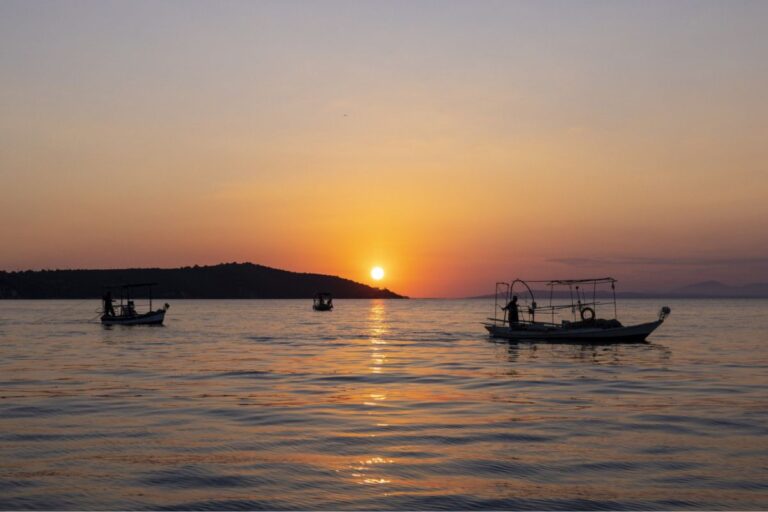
(371, 266, 385, 281)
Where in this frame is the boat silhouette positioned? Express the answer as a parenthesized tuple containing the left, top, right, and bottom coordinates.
(101, 283, 169, 325)
(484, 278, 670, 343)
(313, 292, 334, 311)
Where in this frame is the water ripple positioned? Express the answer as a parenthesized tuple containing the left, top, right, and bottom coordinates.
(1, 298, 767, 510)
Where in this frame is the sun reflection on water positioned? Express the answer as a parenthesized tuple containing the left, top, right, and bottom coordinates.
(348, 456, 395, 485)
(368, 300, 389, 374)
(341, 301, 397, 487)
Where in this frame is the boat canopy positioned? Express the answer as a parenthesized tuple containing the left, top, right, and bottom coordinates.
(489, 277, 620, 328)
(120, 282, 159, 289)
(102, 282, 160, 312)
(543, 277, 615, 286)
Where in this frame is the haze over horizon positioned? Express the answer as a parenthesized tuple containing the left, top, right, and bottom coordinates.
(2, 0, 767, 298)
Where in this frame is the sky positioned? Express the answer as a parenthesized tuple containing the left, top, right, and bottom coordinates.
(1, 0, 767, 297)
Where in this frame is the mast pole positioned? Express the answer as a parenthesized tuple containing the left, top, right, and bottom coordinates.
(593, 280, 597, 317)
(550, 283, 554, 324)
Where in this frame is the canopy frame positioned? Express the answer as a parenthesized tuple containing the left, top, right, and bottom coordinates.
(488, 277, 619, 327)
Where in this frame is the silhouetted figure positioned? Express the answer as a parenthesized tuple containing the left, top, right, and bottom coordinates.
(503, 295, 519, 326)
(103, 291, 115, 316)
(126, 300, 137, 316)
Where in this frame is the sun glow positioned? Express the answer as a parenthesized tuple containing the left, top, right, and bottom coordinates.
(371, 266, 385, 281)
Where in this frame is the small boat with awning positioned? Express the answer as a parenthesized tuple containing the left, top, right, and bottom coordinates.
(483, 278, 670, 343)
(101, 283, 169, 325)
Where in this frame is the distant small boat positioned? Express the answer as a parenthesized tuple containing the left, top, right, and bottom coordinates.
(313, 292, 333, 311)
(101, 283, 169, 326)
(483, 278, 670, 343)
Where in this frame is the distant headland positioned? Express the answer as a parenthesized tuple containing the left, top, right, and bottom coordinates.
(0, 263, 407, 299)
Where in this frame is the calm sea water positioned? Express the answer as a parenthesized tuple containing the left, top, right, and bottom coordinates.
(0, 299, 766, 510)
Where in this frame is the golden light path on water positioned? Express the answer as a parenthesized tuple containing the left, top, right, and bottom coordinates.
(338, 300, 394, 488)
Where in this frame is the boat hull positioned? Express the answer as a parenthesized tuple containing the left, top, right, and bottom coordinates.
(101, 309, 166, 326)
(485, 319, 664, 344)
(313, 304, 333, 311)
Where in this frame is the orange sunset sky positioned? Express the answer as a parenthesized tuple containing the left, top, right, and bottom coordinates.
(1, 1, 767, 297)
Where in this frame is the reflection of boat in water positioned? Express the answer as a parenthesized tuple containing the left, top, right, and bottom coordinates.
(313, 292, 334, 311)
(484, 278, 670, 343)
(101, 283, 169, 326)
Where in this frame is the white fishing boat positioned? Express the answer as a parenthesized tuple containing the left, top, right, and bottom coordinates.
(101, 283, 169, 326)
(483, 278, 670, 343)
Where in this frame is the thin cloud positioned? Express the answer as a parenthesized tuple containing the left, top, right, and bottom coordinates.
(549, 257, 768, 267)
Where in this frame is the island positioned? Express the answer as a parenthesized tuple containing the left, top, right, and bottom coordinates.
(0, 263, 407, 299)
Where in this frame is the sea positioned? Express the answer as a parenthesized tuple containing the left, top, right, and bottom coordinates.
(0, 299, 766, 510)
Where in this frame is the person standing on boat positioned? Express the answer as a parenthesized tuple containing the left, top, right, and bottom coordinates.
(103, 291, 115, 316)
(503, 296, 519, 326)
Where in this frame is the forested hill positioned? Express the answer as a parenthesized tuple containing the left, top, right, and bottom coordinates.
(0, 263, 406, 299)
